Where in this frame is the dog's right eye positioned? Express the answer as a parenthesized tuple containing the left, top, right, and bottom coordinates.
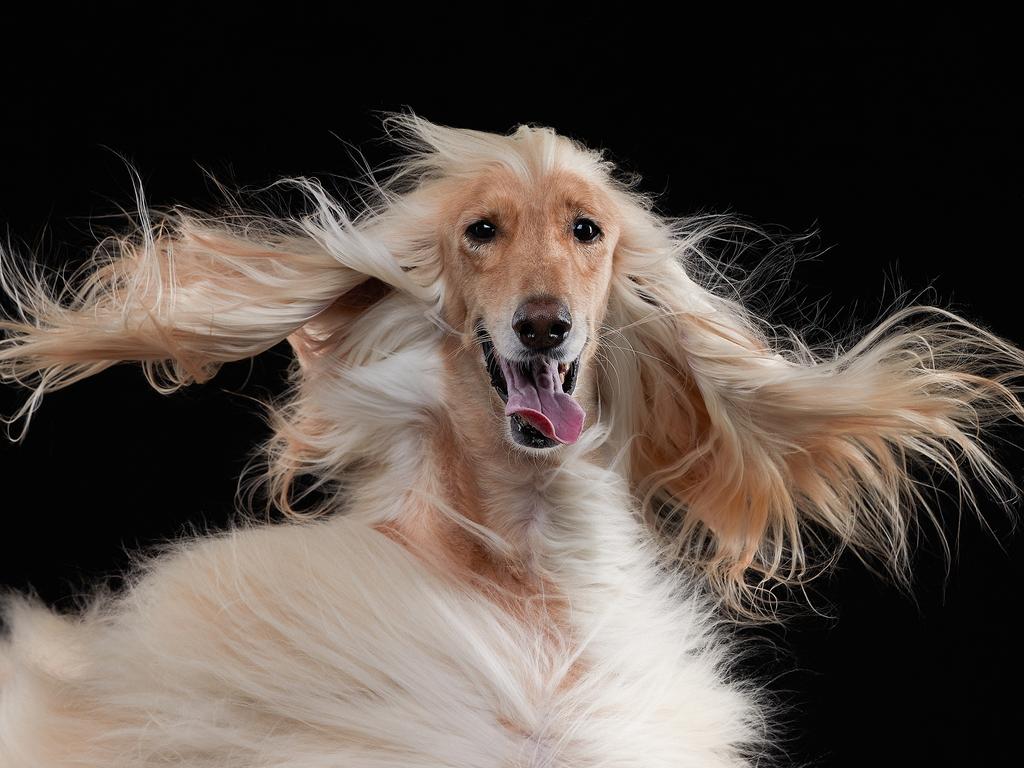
(466, 220, 497, 242)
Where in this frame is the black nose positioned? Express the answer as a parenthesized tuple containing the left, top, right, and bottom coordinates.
(512, 298, 572, 352)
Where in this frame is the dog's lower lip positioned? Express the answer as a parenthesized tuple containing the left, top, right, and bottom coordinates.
(510, 412, 559, 448)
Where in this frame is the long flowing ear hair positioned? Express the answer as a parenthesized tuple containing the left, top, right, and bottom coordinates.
(599, 190, 1024, 614)
(0, 164, 442, 437)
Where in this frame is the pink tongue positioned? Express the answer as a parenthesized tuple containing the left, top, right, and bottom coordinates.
(498, 356, 585, 445)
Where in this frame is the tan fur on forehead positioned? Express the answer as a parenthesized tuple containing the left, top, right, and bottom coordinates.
(439, 167, 619, 243)
(437, 167, 619, 338)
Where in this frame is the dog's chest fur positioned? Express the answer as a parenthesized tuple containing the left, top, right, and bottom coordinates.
(0, 457, 757, 768)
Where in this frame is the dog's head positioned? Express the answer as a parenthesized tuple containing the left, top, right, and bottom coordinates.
(436, 164, 619, 450)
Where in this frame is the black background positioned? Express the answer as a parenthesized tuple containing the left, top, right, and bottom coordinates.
(1, 9, 1020, 766)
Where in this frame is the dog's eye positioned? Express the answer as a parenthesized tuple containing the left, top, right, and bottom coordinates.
(466, 220, 497, 242)
(572, 218, 602, 243)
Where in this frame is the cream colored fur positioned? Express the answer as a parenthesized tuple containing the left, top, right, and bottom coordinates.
(1, 114, 1020, 766)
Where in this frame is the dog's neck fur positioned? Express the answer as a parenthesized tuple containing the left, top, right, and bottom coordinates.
(361, 333, 631, 608)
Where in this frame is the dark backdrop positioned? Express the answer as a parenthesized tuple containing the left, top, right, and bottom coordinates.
(1, 10, 1020, 766)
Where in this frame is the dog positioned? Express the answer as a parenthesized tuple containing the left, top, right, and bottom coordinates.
(1, 114, 1021, 766)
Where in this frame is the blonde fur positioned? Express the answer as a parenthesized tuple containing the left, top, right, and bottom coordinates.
(0, 113, 1020, 765)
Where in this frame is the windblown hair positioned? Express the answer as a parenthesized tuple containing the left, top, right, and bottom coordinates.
(2, 113, 1022, 615)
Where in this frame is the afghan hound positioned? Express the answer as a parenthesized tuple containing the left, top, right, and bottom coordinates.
(1, 114, 1021, 767)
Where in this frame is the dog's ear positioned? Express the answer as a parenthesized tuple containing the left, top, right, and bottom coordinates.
(286, 279, 395, 370)
(0, 180, 436, 438)
(601, 206, 1024, 611)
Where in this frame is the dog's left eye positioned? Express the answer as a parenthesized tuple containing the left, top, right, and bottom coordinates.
(466, 220, 497, 242)
(572, 218, 602, 243)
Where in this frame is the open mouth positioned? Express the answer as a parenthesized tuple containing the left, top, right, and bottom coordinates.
(479, 331, 583, 449)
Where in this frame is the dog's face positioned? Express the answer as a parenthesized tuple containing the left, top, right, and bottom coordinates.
(438, 167, 620, 451)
